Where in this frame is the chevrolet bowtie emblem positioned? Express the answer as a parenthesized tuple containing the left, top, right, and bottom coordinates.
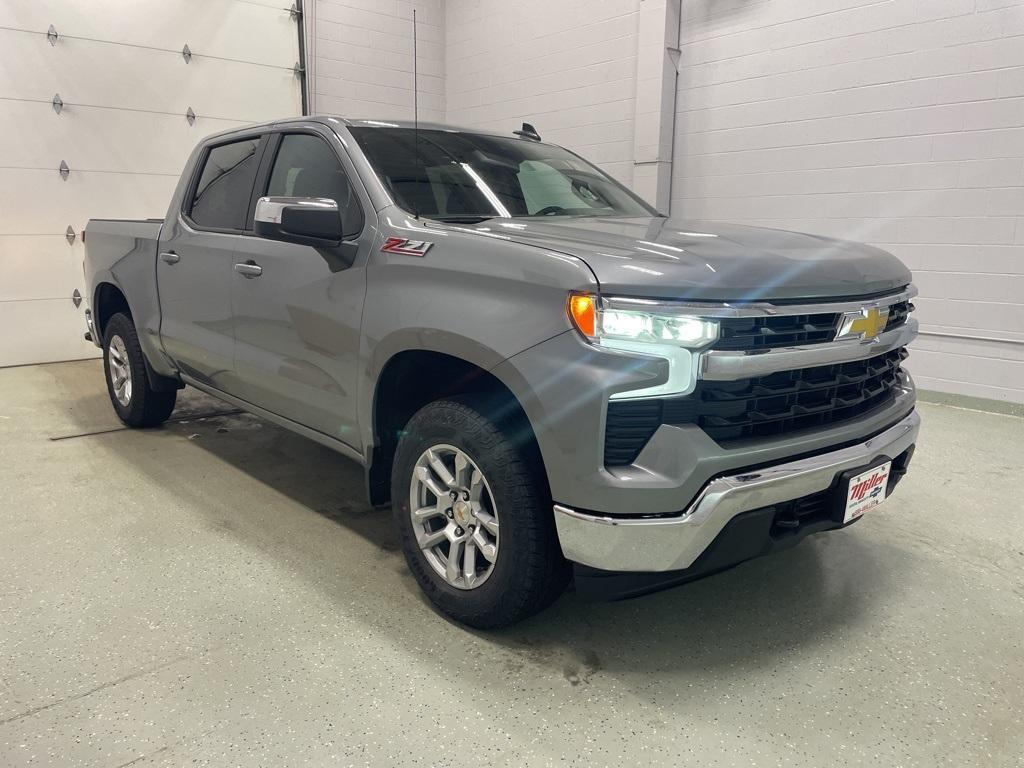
(836, 306, 890, 342)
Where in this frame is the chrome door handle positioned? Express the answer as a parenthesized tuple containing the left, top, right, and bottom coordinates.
(234, 261, 263, 278)
(160, 251, 180, 264)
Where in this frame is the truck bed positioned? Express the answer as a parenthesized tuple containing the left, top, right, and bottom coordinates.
(84, 218, 163, 277)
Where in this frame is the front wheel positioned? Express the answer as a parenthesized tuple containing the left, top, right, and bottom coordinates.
(103, 312, 177, 427)
(392, 398, 569, 628)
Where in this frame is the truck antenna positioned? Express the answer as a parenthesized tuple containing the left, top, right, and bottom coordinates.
(412, 8, 421, 219)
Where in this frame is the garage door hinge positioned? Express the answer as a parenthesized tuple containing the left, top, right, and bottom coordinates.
(59, 160, 70, 180)
(186, 107, 196, 126)
(182, 44, 192, 63)
(72, 289, 82, 308)
(47, 24, 58, 46)
(52, 93, 64, 114)
(293, 62, 305, 77)
(289, 3, 302, 20)
(66, 226, 76, 245)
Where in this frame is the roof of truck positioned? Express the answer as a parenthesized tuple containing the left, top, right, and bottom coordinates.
(202, 115, 534, 143)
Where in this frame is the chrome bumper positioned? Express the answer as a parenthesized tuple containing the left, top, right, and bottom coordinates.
(554, 410, 920, 572)
(84, 308, 100, 346)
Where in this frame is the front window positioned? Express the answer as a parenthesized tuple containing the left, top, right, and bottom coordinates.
(349, 127, 656, 222)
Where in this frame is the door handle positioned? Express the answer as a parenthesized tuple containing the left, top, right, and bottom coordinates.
(234, 260, 263, 278)
(160, 251, 180, 264)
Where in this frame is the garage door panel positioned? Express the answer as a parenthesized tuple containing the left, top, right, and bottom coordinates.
(0, 236, 81, 302)
(0, 170, 175, 235)
(0, 101, 249, 176)
(0, 1, 301, 367)
(0, 299, 97, 366)
(0, 0, 299, 69)
(1, 32, 300, 121)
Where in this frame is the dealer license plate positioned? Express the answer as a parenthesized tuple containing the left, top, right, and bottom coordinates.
(843, 461, 892, 523)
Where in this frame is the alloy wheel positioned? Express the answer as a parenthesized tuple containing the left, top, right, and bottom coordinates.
(408, 444, 500, 590)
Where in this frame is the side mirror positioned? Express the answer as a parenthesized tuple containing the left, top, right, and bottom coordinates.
(254, 196, 342, 247)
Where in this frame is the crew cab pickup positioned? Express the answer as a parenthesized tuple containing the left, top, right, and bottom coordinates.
(83, 117, 920, 627)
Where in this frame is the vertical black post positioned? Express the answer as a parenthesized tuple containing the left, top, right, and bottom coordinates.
(296, 0, 309, 115)
(412, 8, 420, 218)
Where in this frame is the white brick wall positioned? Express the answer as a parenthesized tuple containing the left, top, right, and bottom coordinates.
(308, 0, 445, 121)
(444, 0, 641, 185)
(673, 0, 1024, 405)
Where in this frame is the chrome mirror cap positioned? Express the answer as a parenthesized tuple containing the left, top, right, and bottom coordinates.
(254, 196, 339, 223)
(253, 196, 342, 246)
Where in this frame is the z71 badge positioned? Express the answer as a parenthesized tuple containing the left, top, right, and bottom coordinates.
(380, 237, 433, 256)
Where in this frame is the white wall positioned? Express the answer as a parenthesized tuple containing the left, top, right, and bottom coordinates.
(0, 0, 302, 367)
(673, 0, 1024, 405)
(308, 0, 445, 121)
(445, 0, 641, 185)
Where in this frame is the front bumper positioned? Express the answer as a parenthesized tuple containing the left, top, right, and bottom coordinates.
(554, 409, 920, 573)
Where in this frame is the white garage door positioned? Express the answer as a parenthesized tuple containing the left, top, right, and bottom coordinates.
(0, 0, 304, 367)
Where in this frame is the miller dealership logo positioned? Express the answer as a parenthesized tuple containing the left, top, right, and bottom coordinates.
(836, 306, 890, 343)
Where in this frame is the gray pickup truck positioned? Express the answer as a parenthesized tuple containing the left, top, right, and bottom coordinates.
(83, 116, 920, 627)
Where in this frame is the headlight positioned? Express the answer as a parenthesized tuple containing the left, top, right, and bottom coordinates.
(566, 293, 718, 400)
(567, 294, 719, 349)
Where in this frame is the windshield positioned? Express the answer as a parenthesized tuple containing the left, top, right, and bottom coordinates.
(349, 127, 656, 221)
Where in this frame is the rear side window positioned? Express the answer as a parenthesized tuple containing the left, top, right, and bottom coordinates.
(190, 138, 261, 230)
(267, 134, 363, 236)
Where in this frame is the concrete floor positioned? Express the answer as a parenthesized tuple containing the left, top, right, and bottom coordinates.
(1, 360, 1022, 768)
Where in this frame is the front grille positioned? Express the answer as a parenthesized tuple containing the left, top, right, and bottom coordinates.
(711, 293, 912, 353)
(715, 312, 839, 351)
(884, 300, 912, 332)
(604, 349, 908, 466)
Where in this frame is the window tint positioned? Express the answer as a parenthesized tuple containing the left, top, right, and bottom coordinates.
(190, 138, 261, 230)
(267, 134, 363, 236)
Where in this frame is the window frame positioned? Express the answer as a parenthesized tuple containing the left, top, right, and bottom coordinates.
(181, 132, 269, 235)
(253, 129, 365, 241)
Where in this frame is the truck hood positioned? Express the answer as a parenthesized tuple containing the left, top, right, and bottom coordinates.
(470, 216, 911, 301)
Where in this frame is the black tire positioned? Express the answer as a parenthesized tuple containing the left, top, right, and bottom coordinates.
(392, 397, 570, 629)
(103, 312, 177, 427)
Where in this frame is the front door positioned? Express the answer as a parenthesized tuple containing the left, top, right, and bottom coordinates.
(230, 130, 370, 448)
(157, 135, 265, 390)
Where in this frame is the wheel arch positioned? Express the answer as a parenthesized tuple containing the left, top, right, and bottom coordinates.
(93, 281, 132, 340)
(365, 346, 547, 508)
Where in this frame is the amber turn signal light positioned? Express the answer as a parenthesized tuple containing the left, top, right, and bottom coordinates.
(567, 293, 597, 338)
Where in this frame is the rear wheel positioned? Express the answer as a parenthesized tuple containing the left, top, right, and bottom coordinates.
(392, 397, 569, 628)
(103, 312, 177, 427)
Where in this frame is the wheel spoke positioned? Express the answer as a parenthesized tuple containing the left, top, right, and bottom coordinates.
(412, 505, 443, 523)
(415, 465, 449, 501)
(463, 539, 477, 583)
(475, 509, 499, 536)
(473, 529, 497, 562)
(446, 539, 464, 582)
(417, 528, 447, 550)
(469, 468, 484, 502)
(454, 451, 470, 488)
(427, 449, 455, 487)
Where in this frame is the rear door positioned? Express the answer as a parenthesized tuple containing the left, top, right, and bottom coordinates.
(229, 128, 371, 446)
(157, 135, 266, 390)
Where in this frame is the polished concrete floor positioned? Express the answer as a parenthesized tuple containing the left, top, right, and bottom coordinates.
(1, 359, 1022, 767)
